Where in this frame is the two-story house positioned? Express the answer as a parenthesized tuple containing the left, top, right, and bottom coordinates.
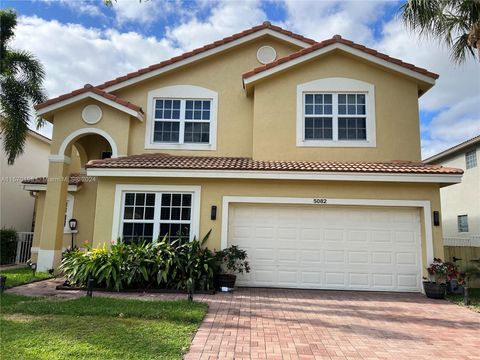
(26, 22, 462, 292)
(424, 135, 479, 246)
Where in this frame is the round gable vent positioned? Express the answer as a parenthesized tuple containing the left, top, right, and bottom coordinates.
(256, 46, 277, 64)
(81, 104, 102, 124)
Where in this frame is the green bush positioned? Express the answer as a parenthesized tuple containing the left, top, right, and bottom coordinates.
(60, 231, 219, 291)
(0, 228, 17, 265)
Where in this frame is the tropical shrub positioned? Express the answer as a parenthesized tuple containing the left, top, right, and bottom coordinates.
(60, 231, 218, 291)
(0, 228, 17, 265)
(216, 245, 250, 275)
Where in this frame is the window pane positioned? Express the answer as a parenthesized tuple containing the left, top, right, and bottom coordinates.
(161, 194, 171, 206)
(146, 194, 155, 206)
(357, 94, 366, 104)
(153, 121, 180, 143)
(458, 215, 469, 232)
(304, 117, 333, 140)
(305, 94, 313, 104)
(182, 194, 192, 206)
(305, 105, 313, 115)
(186, 100, 193, 110)
(338, 117, 367, 140)
(172, 194, 182, 206)
(338, 105, 346, 115)
(184, 122, 210, 143)
(324, 94, 332, 104)
(203, 101, 210, 110)
(466, 151, 477, 169)
(181, 207, 191, 220)
(134, 207, 144, 220)
(125, 193, 135, 206)
(160, 207, 170, 220)
(124, 206, 134, 219)
(135, 193, 145, 205)
(348, 105, 356, 114)
(145, 207, 155, 220)
(338, 94, 346, 104)
(324, 105, 332, 115)
(171, 207, 181, 220)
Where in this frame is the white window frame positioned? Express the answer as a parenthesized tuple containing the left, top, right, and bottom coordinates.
(111, 184, 201, 244)
(296, 77, 376, 147)
(64, 194, 74, 234)
(145, 85, 218, 150)
(465, 150, 477, 169)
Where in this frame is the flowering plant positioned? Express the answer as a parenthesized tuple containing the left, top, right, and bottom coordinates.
(426, 258, 459, 283)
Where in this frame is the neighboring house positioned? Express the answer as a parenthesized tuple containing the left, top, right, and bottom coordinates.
(1, 129, 51, 232)
(25, 22, 463, 293)
(424, 135, 480, 245)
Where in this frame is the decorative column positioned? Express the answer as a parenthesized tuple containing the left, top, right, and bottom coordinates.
(36, 155, 71, 271)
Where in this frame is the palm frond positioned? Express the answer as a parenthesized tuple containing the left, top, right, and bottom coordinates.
(451, 33, 475, 64)
(0, 76, 31, 164)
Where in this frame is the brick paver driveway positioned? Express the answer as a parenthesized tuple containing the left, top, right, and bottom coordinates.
(185, 288, 480, 360)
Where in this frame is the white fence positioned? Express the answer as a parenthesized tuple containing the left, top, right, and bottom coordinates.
(444, 235, 480, 247)
(16, 232, 34, 264)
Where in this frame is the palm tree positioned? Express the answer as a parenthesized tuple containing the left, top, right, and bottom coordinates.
(401, 0, 480, 64)
(0, 10, 46, 165)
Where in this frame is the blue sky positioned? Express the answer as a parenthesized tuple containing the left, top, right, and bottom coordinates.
(4, 0, 479, 158)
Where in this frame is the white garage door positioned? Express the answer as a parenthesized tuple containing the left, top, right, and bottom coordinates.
(228, 204, 422, 292)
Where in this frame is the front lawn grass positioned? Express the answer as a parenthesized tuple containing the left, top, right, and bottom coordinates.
(0, 267, 52, 289)
(446, 288, 480, 312)
(0, 294, 208, 360)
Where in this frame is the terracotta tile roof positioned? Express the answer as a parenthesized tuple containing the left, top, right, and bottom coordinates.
(22, 174, 87, 186)
(242, 35, 439, 81)
(86, 153, 462, 175)
(424, 134, 480, 163)
(94, 22, 316, 90)
(34, 85, 144, 114)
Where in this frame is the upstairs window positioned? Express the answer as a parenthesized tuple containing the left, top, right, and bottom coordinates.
(146, 85, 218, 150)
(465, 150, 477, 169)
(154, 99, 212, 144)
(304, 93, 367, 142)
(457, 215, 469, 233)
(297, 78, 376, 148)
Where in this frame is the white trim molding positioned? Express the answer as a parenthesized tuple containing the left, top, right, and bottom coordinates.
(49, 155, 71, 164)
(111, 184, 201, 244)
(36, 92, 143, 121)
(243, 43, 436, 87)
(296, 77, 376, 148)
(145, 85, 218, 151)
(23, 184, 80, 192)
(104, 29, 311, 93)
(220, 196, 433, 270)
(57, 128, 119, 158)
(86, 167, 462, 184)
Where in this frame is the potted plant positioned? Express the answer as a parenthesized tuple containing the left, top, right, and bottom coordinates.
(423, 258, 448, 299)
(214, 246, 250, 290)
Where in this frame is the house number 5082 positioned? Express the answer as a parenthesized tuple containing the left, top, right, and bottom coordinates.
(313, 198, 327, 204)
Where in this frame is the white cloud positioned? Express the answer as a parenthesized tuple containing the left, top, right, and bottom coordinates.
(111, 0, 186, 26)
(166, 0, 266, 50)
(421, 97, 480, 158)
(40, 0, 105, 18)
(13, 16, 179, 99)
(281, 0, 390, 45)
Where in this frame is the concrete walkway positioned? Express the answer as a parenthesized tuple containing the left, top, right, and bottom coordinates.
(6, 280, 480, 360)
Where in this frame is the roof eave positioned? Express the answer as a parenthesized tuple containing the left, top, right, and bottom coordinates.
(242, 43, 437, 92)
(36, 91, 144, 121)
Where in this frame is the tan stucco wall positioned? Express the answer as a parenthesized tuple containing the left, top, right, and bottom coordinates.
(90, 177, 443, 275)
(50, 99, 131, 158)
(252, 51, 422, 161)
(1, 132, 50, 232)
(434, 146, 480, 238)
(114, 38, 301, 158)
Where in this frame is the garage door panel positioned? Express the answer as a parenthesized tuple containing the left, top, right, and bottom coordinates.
(228, 204, 422, 292)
